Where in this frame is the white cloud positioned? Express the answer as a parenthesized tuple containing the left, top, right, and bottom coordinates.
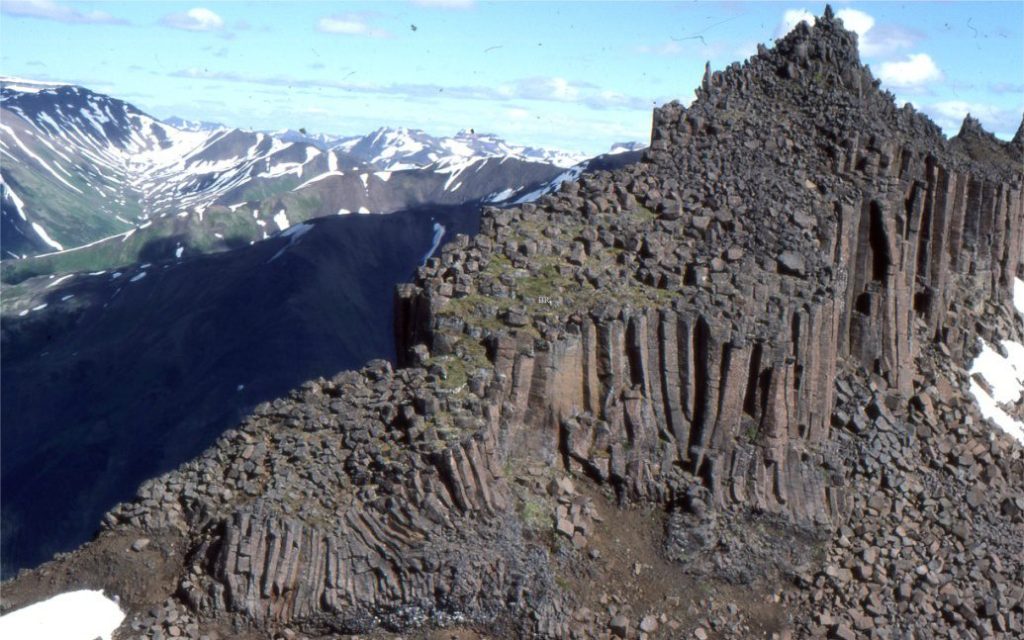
(547, 78, 579, 101)
(860, 24, 920, 57)
(924, 101, 1023, 139)
(834, 8, 919, 58)
(169, 68, 653, 112)
(1, 0, 126, 25)
(500, 77, 585, 102)
(316, 15, 391, 38)
(774, 8, 919, 58)
(505, 107, 530, 120)
(835, 8, 874, 38)
(776, 9, 815, 37)
(410, 0, 475, 8)
(635, 38, 737, 62)
(877, 53, 942, 87)
(161, 7, 225, 31)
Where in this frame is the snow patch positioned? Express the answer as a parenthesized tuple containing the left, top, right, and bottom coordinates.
(485, 187, 517, 203)
(433, 156, 478, 191)
(0, 76, 68, 93)
(269, 222, 313, 263)
(967, 278, 1024, 445)
(0, 589, 125, 640)
(273, 210, 290, 231)
(129, 272, 147, 282)
(31, 222, 64, 251)
(421, 222, 446, 265)
(357, 206, 370, 214)
(0, 122, 84, 193)
(292, 171, 344, 191)
(3, 182, 27, 220)
(514, 165, 584, 204)
(259, 160, 303, 179)
(281, 222, 313, 239)
(45, 274, 74, 288)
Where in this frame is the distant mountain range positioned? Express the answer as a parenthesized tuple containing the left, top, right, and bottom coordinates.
(0, 77, 642, 279)
(167, 120, 595, 170)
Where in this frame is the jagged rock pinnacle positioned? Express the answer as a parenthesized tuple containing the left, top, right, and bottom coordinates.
(3, 5, 1021, 640)
(958, 113, 985, 137)
(775, 6, 863, 74)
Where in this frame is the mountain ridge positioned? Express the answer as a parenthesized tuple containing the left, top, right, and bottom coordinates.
(1, 78, 628, 266)
(0, 202, 484, 576)
(2, 8, 1022, 640)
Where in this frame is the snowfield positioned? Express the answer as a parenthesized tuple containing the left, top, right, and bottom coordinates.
(0, 590, 124, 640)
(967, 277, 1024, 445)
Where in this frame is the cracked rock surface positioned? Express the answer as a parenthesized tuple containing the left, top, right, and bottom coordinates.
(3, 7, 1022, 640)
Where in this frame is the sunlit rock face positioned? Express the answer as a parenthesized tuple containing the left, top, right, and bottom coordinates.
(2, 8, 1022, 640)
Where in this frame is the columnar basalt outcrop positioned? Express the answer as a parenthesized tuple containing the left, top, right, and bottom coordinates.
(396, 10, 1023, 531)
(106, 363, 551, 635)
(3, 8, 1022, 640)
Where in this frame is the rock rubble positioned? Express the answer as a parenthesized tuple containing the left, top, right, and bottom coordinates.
(3, 7, 1022, 640)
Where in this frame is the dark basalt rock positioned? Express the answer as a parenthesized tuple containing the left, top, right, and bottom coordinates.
(3, 7, 1022, 640)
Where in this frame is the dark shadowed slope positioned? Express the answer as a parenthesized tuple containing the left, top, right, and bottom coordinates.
(0, 204, 480, 576)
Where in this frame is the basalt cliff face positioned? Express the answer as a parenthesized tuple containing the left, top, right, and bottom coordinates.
(3, 10, 1023, 640)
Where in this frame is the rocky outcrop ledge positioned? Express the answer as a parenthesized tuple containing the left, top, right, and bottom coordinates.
(4, 8, 1023, 640)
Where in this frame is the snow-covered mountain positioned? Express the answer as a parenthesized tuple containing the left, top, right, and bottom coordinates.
(608, 141, 647, 155)
(1, 79, 628, 273)
(161, 116, 227, 133)
(509, 147, 646, 204)
(330, 127, 588, 171)
(0, 78, 367, 259)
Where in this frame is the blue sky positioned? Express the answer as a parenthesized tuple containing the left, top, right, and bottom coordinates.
(1, 1, 1021, 155)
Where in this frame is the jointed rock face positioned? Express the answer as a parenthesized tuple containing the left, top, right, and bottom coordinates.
(4, 9, 1023, 640)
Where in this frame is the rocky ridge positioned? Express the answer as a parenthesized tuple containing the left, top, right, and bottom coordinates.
(3, 8, 1023, 640)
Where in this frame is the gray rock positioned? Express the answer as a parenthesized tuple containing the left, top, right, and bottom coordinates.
(777, 251, 806, 276)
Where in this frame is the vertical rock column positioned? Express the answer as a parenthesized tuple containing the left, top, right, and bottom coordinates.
(487, 303, 845, 525)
